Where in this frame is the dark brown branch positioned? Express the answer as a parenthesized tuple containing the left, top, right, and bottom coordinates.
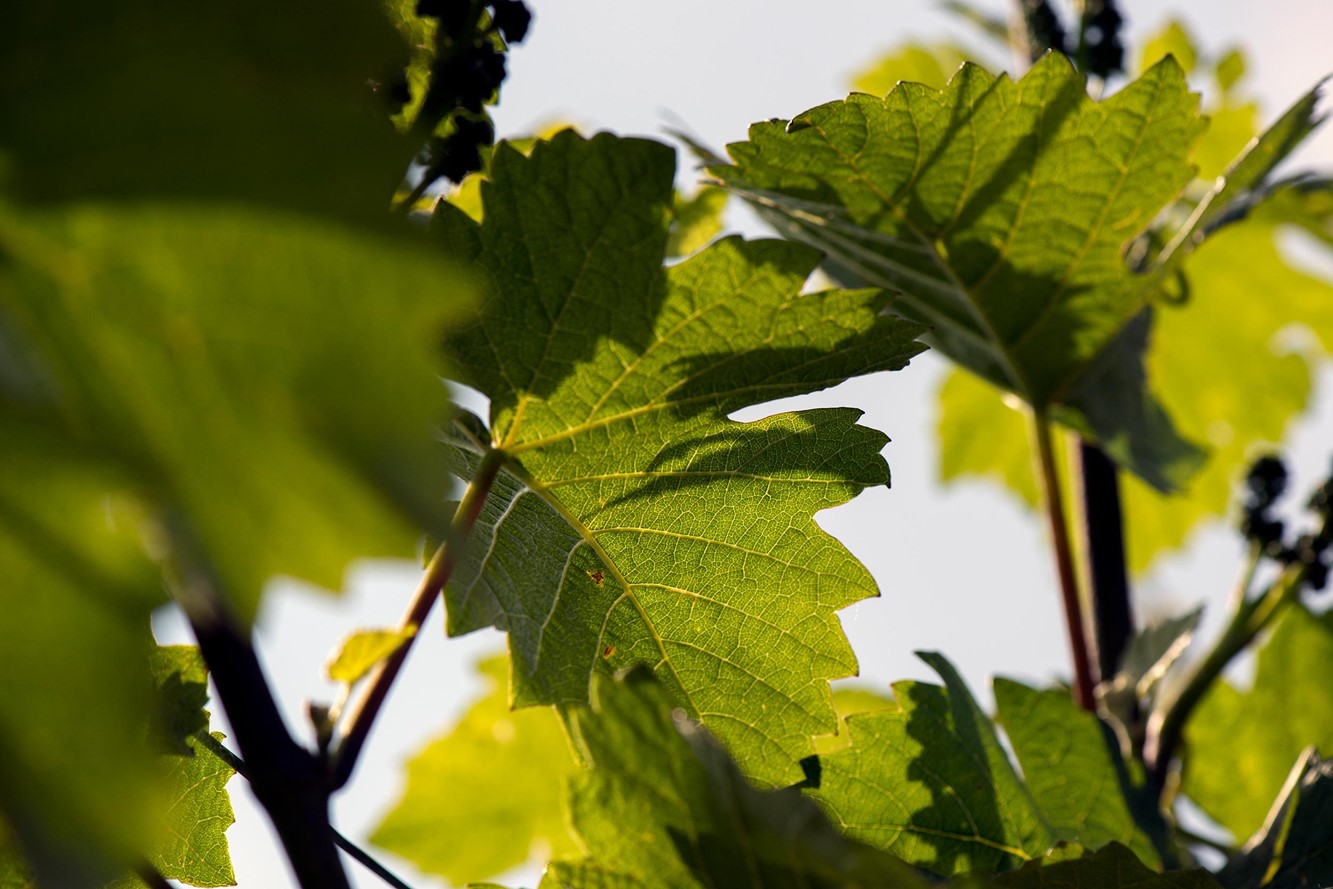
(1076, 441, 1135, 684)
(188, 598, 350, 889)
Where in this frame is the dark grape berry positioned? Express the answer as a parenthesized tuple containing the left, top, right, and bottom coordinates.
(1245, 455, 1288, 509)
(1309, 559, 1329, 592)
(417, 0, 471, 33)
(491, 0, 531, 43)
(1241, 509, 1284, 549)
(1082, 0, 1125, 79)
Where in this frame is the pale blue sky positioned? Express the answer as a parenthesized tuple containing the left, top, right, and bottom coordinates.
(156, 2, 1333, 886)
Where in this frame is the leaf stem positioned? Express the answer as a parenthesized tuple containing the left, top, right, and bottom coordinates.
(1032, 411, 1098, 710)
(1146, 560, 1305, 791)
(329, 446, 507, 789)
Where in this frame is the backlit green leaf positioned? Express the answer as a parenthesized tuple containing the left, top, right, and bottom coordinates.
(666, 186, 728, 258)
(808, 653, 1054, 875)
(550, 668, 927, 889)
(372, 656, 577, 884)
(439, 130, 928, 785)
(1184, 606, 1333, 841)
(715, 54, 1207, 491)
(994, 680, 1159, 866)
(326, 627, 419, 686)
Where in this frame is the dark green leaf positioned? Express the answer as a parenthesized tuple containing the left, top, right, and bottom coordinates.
(715, 55, 1207, 491)
(994, 842, 1220, 888)
(0, 1, 411, 222)
(440, 130, 928, 784)
(994, 680, 1159, 866)
(551, 668, 927, 889)
(808, 653, 1053, 875)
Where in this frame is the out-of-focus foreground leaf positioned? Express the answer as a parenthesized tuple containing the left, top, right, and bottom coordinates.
(372, 656, 578, 884)
(543, 667, 928, 889)
(714, 54, 1207, 491)
(438, 129, 928, 785)
(0, 1, 411, 220)
(1183, 605, 1333, 841)
(992, 842, 1220, 889)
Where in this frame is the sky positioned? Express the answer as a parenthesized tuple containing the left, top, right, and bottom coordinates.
(153, 2, 1333, 886)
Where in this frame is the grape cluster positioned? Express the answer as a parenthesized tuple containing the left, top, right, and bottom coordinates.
(1080, 0, 1125, 80)
(408, 0, 533, 191)
(1240, 455, 1333, 592)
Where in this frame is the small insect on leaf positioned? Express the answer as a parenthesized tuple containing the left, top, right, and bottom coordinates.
(602, 645, 615, 659)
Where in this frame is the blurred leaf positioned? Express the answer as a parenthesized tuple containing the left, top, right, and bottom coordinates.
(0, 425, 161, 887)
(548, 667, 928, 889)
(1195, 103, 1261, 182)
(439, 130, 928, 785)
(1217, 749, 1333, 889)
(1184, 606, 1333, 841)
(1115, 607, 1203, 701)
(325, 627, 418, 685)
(1215, 49, 1247, 95)
(994, 842, 1221, 888)
(994, 680, 1160, 866)
(1138, 20, 1198, 76)
(937, 368, 1040, 504)
(372, 656, 578, 884)
(666, 186, 728, 258)
(808, 653, 1053, 876)
(0, 2, 412, 222)
(715, 55, 1207, 491)
(851, 44, 969, 94)
(0, 205, 476, 618)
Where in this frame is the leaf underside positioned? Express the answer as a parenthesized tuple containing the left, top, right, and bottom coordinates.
(714, 54, 1209, 491)
(439, 130, 929, 784)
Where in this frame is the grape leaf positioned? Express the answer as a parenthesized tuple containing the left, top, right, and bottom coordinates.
(140, 648, 236, 888)
(808, 653, 1054, 876)
(993, 842, 1221, 889)
(1183, 605, 1333, 841)
(0, 205, 476, 619)
(1217, 749, 1333, 889)
(993, 679, 1160, 867)
(0, 1, 412, 222)
(325, 627, 419, 686)
(935, 80, 1332, 572)
(713, 54, 1208, 491)
(438, 130, 928, 785)
(371, 656, 578, 884)
(546, 667, 928, 889)
(851, 43, 971, 93)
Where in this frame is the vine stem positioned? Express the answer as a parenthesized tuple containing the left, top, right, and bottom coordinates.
(197, 736, 417, 889)
(1074, 441, 1135, 683)
(1032, 410, 1097, 711)
(329, 446, 507, 789)
(1145, 559, 1305, 790)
